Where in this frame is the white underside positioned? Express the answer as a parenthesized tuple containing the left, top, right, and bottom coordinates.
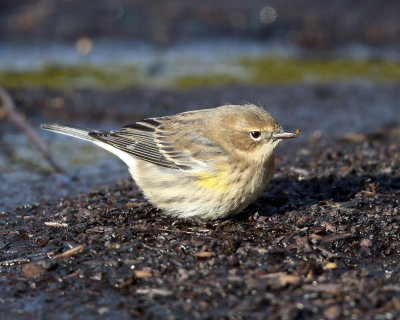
(93, 141, 137, 169)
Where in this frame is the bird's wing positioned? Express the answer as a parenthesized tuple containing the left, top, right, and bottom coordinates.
(88, 118, 194, 170)
(90, 110, 228, 170)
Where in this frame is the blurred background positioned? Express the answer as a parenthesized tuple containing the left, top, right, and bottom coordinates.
(0, 0, 399, 211)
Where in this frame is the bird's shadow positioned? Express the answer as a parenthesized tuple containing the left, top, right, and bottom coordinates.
(244, 173, 400, 218)
(131, 173, 399, 227)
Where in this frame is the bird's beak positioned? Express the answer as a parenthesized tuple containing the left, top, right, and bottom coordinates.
(273, 128, 300, 139)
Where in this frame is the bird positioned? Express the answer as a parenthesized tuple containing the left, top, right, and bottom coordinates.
(41, 104, 298, 220)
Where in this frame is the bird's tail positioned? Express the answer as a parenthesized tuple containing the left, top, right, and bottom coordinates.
(41, 123, 97, 142)
(41, 123, 136, 169)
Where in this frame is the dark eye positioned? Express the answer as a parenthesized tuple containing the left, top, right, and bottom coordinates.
(250, 131, 261, 141)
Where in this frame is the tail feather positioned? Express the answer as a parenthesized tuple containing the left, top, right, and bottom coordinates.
(41, 123, 137, 168)
(41, 123, 97, 142)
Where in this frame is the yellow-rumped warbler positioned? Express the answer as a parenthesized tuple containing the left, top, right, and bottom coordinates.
(42, 104, 298, 220)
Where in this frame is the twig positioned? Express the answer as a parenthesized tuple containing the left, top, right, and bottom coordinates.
(52, 245, 83, 259)
(0, 85, 67, 174)
(44, 221, 69, 228)
(156, 227, 197, 234)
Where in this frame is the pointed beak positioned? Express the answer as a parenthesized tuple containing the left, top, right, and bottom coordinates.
(273, 128, 300, 139)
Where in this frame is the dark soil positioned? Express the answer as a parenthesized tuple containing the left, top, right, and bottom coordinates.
(1, 126, 399, 319)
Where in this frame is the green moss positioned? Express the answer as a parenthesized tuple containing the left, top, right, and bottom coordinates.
(172, 58, 400, 88)
(1, 57, 399, 90)
(240, 57, 400, 84)
(174, 74, 241, 88)
(0, 64, 139, 90)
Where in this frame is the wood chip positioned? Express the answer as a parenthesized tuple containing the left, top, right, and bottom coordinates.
(324, 262, 338, 270)
(125, 202, 140, 208)
(292, 167, 309, 176)
(309, 234, 322, 242)
(135, 268, 152, 278)
(194, 251, 215, 258)
(261, 272, 302, 287)
(53, 245, 83, 259)
(323, 221, 337, 233)
(62, 272, 79, 280)
(136, 288, 172, 296)
(323, 233, 352, 243)
(302, 283, 341, 294)
(45, 221, 69, 228)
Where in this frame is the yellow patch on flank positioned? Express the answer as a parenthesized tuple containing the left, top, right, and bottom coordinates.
(195, 169, 229, 191)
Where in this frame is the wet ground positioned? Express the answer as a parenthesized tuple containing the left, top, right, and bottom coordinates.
(1, 123, 399, 319)
(1, 1, 400, 318)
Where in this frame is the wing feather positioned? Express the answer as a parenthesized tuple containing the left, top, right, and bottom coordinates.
(88, 112, 226, 170)
(88, 117, 193, 170)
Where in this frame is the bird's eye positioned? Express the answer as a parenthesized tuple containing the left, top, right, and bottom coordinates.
(250, 131, 261, 141)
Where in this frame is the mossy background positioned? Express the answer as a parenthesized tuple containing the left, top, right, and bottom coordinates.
(0, 65, 139, 90)
(2, 57, 400, 90)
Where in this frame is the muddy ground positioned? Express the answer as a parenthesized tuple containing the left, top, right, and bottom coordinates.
(0, 93, 399, 318)
(1, 1, 400, 319)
